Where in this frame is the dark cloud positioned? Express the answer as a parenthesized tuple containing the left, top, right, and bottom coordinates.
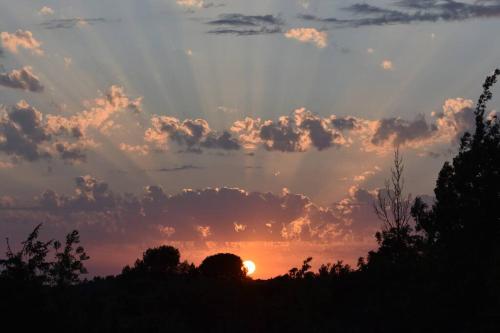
(0, 66, 44, 92)
(231, 109, 349, 152)
(0, 101, 51, 161)
(371, 115, 437, 146)
(40, 18, 111, 30)
(153, 164, 203, 172)
(331, 116, 358, 131)
(0, 86, 142, 164)
(0, 176, 352, 244)
(207, 14, 284, 35)
(298, 0, 500, 28)
(146, 116, 241, 152)
(55, 142, 87, 164)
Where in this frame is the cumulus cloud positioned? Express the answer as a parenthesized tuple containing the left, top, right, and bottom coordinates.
(0, 86, 142, 164)
(0, 66, 44, 92)
(46, 85, 143, 139)
(137, 98, 480, 155)
(0, 100, 51, 161)
(284, 28, 327, 48)
(177, 0, 204, 8)
(353, 166, 381, 182)
(64, 57, 73, 69)
(231, 108, 349, 152)
(0, 30, 43, 55)
(362, 98, 478, 152)
(124, 93, 487, 157)
(207, 14, 284, 35)
(371, 115, 437, 146)
(145, 116, 240, 152)
(381, 60, 394, 70)
(177, 0, 216, 9)
(38, 6, 54, 16)
(119, 143, 149, 156)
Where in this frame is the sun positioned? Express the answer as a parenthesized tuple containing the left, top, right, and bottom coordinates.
(243, 260, 256, 275)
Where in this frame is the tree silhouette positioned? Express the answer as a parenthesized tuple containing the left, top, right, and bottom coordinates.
(0, 225, 89, 287)
(288, 257, 314, 279)
(413, 69, 500, 286)
(49, 230, 89, 287)
(0, 224, 52, 285)
(199, 253, 245, 279)
(138, 245, 180, 274)
(368, 147, 419, 267)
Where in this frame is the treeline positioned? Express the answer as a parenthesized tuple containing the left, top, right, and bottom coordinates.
(1, 70, 500, 332)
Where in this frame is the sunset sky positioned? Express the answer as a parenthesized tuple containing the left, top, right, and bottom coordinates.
(1, 0, 499, 278)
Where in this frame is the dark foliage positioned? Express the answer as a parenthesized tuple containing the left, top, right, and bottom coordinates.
(199, 253, 246, 279)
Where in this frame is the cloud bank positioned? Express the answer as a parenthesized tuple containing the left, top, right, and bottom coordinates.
(299, 0, 500, 28)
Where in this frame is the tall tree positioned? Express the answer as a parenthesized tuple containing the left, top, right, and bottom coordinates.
(374, 147, 412, 243)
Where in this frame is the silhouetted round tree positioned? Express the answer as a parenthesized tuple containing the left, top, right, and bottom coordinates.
(135, 245, 180, 275)
(199, 253, 245, 279)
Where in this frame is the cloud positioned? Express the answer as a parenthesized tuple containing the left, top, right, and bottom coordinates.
(0, 30, 43, 55)
(353, 166, 381, 182)
(64, 57, 73, 69)
(284, 28, 327, 48)
(41, 18, 109, 30)
(119, 143, 149, 156)
(381, 60, 394, 70)
(0, 66, 44, 92)
(361, 98, 477, 152)
(138, 98, 479, 155)
(177, 0, 205, 8)
(144, 116, 240, 152)
(46, 85, 143, 139)
(298, 0, 500, 28)
(371, 115, 436, 146)
(299, 0, 310, 10)
(38, 6, 54, 16)
(0, 175, 355, 244)
(0, 160, 14, 169)
(153, 165, 203, 172)
(177, 0, 223, 9)
(0, 86, 142, 164)
(0, 100, 51, 161)
(55, 142, 87, 164)
(207, 14, 284, 35)
(231, 108, 350, 152)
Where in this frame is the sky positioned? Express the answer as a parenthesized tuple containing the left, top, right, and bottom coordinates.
(0, 0, 499, 278)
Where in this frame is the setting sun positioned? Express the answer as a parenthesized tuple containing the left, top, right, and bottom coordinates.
(243, 260, 256, 275)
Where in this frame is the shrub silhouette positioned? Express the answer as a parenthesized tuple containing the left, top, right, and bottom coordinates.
(0, 224, 89, 286)
(0, 224, 52, 285)
(199, 253, 245, 279)
(50, 230, 90, 287)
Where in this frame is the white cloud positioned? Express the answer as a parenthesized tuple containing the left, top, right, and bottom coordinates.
(177, 0, 205, 8)
(0, 30, 43, 55)
(285, 28, 327, 48)
(38, 6, 54, 16)
(64, 57, 73, 69)
(381, 60, 394, 70)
